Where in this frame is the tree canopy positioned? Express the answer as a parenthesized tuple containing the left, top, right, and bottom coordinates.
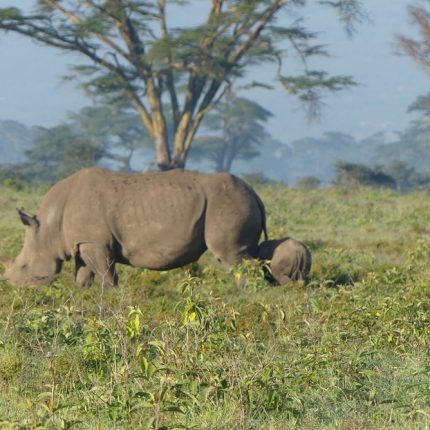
(192, 93, 272, 172)
(0, 104, 149, 184)
(398, 2, 430, 73)
(0, 0, 362, 170)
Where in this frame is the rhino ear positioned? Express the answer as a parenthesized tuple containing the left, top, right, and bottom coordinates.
(17, 208, 40, 228)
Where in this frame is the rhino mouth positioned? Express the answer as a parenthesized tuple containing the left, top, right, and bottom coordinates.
(27, 274, 59, 286)
(2, 258, 63, 287)
(3, 273, 57, 287)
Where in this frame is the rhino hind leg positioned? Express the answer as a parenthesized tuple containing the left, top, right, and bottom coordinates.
(77, 243, 118, 288)
(205, 230, 259, 265)
(204, 222, 261, 266)
(207, 241, 257, 265)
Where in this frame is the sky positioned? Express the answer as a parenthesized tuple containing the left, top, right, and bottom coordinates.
(0, 0, 429, 144)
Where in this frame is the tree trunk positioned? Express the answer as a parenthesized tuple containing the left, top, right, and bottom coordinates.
(215, 135, 230, 172)
(146, 79, 172, 170)
(224, 138, 238, 173)
(215, 150, 225, 172)
(224, 152, 235, 173)
(154, 133, 172, 170)
(123, 149, 133, 172)
(171, 151, 186, 169)
(171, 114, 195, 169)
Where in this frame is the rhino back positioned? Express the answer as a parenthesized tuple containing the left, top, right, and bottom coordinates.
(62, 168, 208, 269)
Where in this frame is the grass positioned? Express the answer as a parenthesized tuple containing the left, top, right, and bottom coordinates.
(0, 183, 428, 429)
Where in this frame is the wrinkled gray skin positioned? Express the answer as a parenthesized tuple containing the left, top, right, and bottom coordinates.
(4, 168, 267, 288)
(258, 237, 311, 285)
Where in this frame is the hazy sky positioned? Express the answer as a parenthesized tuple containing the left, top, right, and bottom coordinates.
(0, 0, 429, 143)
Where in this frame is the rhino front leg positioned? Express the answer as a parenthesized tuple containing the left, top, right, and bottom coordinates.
(77, 243, 118, 288)
(75, 259, 95, 288)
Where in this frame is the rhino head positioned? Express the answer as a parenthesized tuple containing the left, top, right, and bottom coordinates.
(3, 208, 63, 286)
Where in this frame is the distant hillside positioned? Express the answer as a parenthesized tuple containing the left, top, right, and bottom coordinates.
(232, 132, 400, 185)
(233, 139, 293, 183)
(0, 120, 36, 164)
(373, 139, 430, 173)
(2, 119, 429, 186)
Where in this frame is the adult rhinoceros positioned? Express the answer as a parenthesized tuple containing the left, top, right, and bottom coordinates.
(3, 168, 267, 287)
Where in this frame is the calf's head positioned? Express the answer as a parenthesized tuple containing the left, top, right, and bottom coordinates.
(3, 208, 62, 286)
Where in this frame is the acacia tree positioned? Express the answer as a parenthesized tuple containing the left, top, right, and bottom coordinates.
(0, 0, 362, 170)
(193, 94, 272, 172)
(398, 2, 430, 72)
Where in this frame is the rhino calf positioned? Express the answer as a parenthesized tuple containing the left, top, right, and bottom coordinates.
(4, 167, 267, 288)
(258, 237, 311, 285)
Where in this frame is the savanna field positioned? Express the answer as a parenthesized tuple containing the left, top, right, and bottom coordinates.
(0, 182, 429, 429)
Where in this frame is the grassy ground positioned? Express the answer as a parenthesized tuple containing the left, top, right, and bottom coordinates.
(0, 183, 428, 429)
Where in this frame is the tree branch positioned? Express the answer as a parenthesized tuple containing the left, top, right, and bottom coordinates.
(44, 0, 130, 61)
(232, 0, 286, 63)
(184, 83, 230, 152)
(158, 0, 180, 130)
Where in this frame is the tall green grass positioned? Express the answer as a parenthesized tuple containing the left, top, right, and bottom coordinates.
(0, 183, 428, 429)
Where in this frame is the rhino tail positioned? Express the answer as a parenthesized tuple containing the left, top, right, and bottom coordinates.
(254, 190, 268, 242)
(239, 176, 268, 242)
(261, 201, 268, 242)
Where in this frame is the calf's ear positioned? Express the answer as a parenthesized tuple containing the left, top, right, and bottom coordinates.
(17, 208, 40, 228)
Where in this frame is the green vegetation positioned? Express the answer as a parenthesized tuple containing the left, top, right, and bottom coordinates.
(334, 162, 397, 190)
(0, 184, 429, 429)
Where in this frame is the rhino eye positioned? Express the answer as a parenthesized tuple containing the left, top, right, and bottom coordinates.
(21, 264, 27, 270)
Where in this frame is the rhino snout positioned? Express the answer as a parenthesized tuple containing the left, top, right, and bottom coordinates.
(2, 257, 62, 287)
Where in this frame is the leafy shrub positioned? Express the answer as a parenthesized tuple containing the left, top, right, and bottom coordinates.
(0, 346, 24, 383)
(0, 183, 429, 429)
(335, 161, 396, 189)
(295, 175, 321, 190)
(241, 171, 283, 186)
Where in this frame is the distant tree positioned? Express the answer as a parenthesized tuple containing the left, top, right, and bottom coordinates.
(288, 132, 360, 182)
(1, 104, 149, 184)
(0, 120, 36, 164)
(17, 124, 103, 184)
(0, 1, 362, 170)
(68, 105, 150, 172)
(335, 161, 396, 189)
(383, 161, 417, 192)
(407, 92, 430, 118)
(374, 93, 430, 172)
(241, 171, 282, 187)
(0, 164, 30, 189)
(295, 176, 321, 190)
(192, 94, 272, 172)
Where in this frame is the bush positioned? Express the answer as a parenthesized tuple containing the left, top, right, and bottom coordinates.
(295, 175, 321, 190)
(335, 161, 396, 189)
(241, 171, 284, 186)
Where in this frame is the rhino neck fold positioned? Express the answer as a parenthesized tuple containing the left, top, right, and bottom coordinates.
(38, 180, 73, 262)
